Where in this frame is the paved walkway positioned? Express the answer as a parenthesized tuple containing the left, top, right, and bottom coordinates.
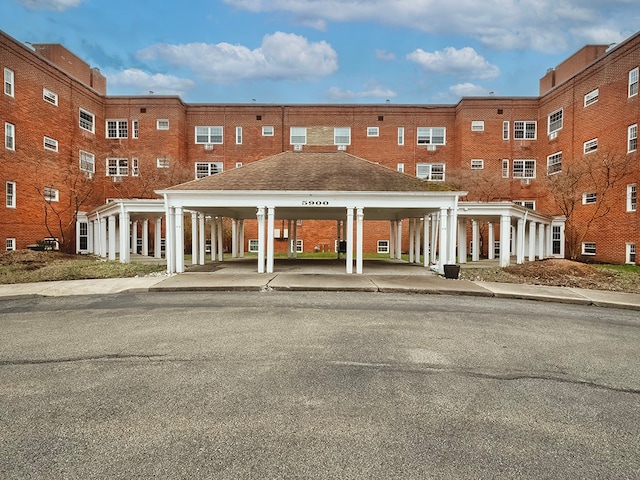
(0, 258, 638, 311)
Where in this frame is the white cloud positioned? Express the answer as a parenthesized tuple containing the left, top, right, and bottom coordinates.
(137, 32, 338, 83)
(449, 83, 492, 97)
(327, 85, 397, 101)
(107, 69, 196, 96)
(407, 47, 499, 80)
(375, 50, 396, 61)
(19, 0, 83, 10)
(223, 0, 637, 52)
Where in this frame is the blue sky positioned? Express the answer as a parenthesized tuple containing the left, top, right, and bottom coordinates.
(4, 0, 639, 104)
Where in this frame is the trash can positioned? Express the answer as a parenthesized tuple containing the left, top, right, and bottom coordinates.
(443, 264, 460, 279)
(338, 241, 347, 254)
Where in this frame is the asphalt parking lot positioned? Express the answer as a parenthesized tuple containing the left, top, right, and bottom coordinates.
(1, 291, 639, 479)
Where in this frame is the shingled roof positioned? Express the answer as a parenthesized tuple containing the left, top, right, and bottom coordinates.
(166, 152, 446, 192)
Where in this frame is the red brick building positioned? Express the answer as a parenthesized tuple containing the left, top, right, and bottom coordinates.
(1, 28, 638, 264)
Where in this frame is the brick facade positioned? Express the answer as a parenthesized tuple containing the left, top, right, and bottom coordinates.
(1, 29, 638, 263)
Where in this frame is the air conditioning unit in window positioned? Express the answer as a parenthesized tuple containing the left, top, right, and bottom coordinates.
(549, 131, 558, 140)
(85, 172, 94, 180)
(426, 145, 436, 152)
(293, 144, 303, 151)
(204, 144, 214, 150)
(521, 178, 531, 186)
(337, 145, 347, 151)
(112, 176, 122, 183)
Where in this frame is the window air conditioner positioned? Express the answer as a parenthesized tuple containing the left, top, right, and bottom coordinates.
(427, 145, 437, 151)
(521, 178, 531, 186)
(294, 144, 303, 151)
(204, 144, 214, 150)
(337, 145, 347, 151)
(549, 131, 558, 140)
(112, 176, 122, 183)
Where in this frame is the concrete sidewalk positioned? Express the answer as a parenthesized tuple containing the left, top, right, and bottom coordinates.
(0, 270, 639, 311)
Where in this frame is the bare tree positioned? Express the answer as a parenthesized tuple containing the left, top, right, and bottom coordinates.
(109, 157, 194, 199)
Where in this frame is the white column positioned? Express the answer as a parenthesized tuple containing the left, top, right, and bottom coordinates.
(166, 208, 175, 274)
(266, 207, 275, 274)
(108, 215, 117, 261)
(257, 207, 265, 273)
(458, 218, 467, 264)
(288, 220, 294, 258)
(488, 223, 495, 260)
(96, 219, 104, 257)
(408, 218, 415, 263)
(211, 217, 217, 262)
(528, 221, 537, 262)
(423, 214, 430, 268)
(438, 207, 448, 273)
(154, 217, 162, 259)
(430, 213, 438, 264)
(396, 220, 402, 260)
(389, 221, 396, 259)
(414, 218, 421, 264)
(217, 217, 223, 262)
(119, 210, 130, 263)
(448, 206, 457, 265)
(142, 219, 149, 256)
(538, 223, 546, 259)
(175, 207, 184, 273)
(500, 215, 511, 267)
(191, 212, 198, 266)
(239, 220, 245, 258)
(346, 207, 354, 274)
(356, 207, 364, 274)
(199, 214, 205, 265)
(516, 217, 525, 264)
(231, 218, 238, 258)
(87, 219, 94, 254)
(472, 219, 480, 262)
(131, 221, 138, 255)
(293, 219, 299, 259)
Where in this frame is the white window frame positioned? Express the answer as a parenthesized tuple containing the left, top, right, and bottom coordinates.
(44, 136, 58, 152)
(502, 121, 509, 141)
(156, 157, 170, 169)
(367, 126, 379, 137)
(4, 67, 14, 97)
(548, 109, 563, 134)
(377, 240, 389, 254)
(106, 119, 128, 139)
(195, 162, 223, 179)
(584, 88, 599, 107)
(547, 151, 562, 175)
(512, 159, 536, 179)
(290, 127, 307, 145)
(397, 127, 404, 145)
(131, 158, 139, 177)
(262, 126, 274, 136)
(471, 121, 485, 132)
(43, 88, 58, 106)
(5, 122, 15, 151)
(79, 108, 95, 133)
(416, 163, 445, 181)
(291, 239, 303, 253)
(132, 119, 139, 139)
(397, 163, 404, 173)
(514, 200, 536, 210)
(106, 158, 129, 176)
(248, 239, 259, 253)
(470, 159, 484, 170)
(626, 243, 636, 264)
(6, 238, 16, 251)
(195, 126, 223, 144)
(6, 181, 16, 208)
(334, 127, 351, 145)
(417, 127, 446, 145)
(44, 186, 59, 202)
(236, 126, 242, 145)
(627, 184, 637, 212)
(514, 121, 536, 140)
(628, 124, 637, 153)
(582, 242, 596, 255)
(156, 119, 169, 130)
(629, 67, 638, 98)
(79, 150, 95, 174)
(584, 138, 598, 154)
(502, 159, 509, 178)
(582, 192, 597, 205)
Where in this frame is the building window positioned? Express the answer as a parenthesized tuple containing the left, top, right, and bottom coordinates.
(416, 163, 445, 181)
(377, 240, 389, 254)
(367, 126, 379, 137)
(43, 88, 58, 106)
(398, 127, 404, 145)
(79, 109, 95, 133)
(513, 159, 536, 179)
(195, 126, 223, 144)
(628, 124, 637, 152)
(106, 119, 128, 139)
(514, 200, 536, 210)
(626, 243, 636, 264)
(417, 127, 446, 145)
(584, 88, 599, 107)
(502, 159, 509, 178)
(629, 67, 639, 97)
(548, 109, 563, 134)
(107, 158, 128, 176)
(236, 126, 242, 145)
(79, 150, 95, 175)
(43, 136, 58, 152)
(334, 127, 351, 145)
(4, 68, 14, 97)
(262, 126, 274, 136)
(5, 122, 15, 150)
(44, 186, 59, 202)
(131, 158, 139, 177)
(235, 162, 243, 168)
(547, 152, 562, 175)
(628, 184, 637, 212)
(195, 162, 223, 179)
(514, 121, 536, 140)
(156, 119, 169, 130)
(290, 127, 307, 145)
(582, 192, 597, 204)
(552, 225, 562, 255)
(6, 238, 16, 251)
(157, 157, 170, 168)
(6, 181, 16, 208)
(471, 121, 484, 132)
(248, 239, 259, 252)
(584, 138, 598, 154)
(291, 239, 303, 253)
(397, 163, 404, 173)
(132, 119, 139, 139)
(502, 121, 509, 140)
(470, 159, 484, 170)
(582, 242, 596, 255)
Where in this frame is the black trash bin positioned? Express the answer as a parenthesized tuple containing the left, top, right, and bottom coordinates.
(443, 264, 460, 279)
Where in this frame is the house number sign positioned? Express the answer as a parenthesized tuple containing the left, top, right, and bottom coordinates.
(301, 200, 330, 206)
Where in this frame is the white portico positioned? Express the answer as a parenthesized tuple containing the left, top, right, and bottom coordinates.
(157, 152, 467, 275)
